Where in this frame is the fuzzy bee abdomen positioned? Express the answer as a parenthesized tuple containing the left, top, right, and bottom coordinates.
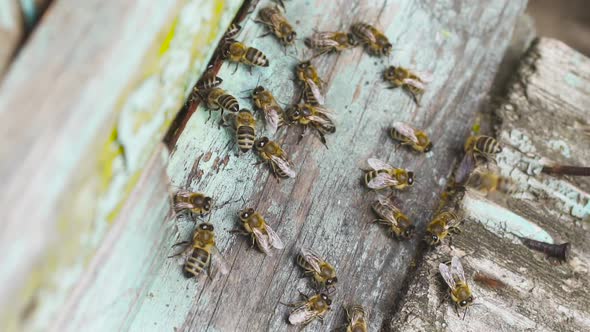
(245, 47, 269, 67)
(237, 126, 256, 152)
(218, 94, 239, 113)
(184, 248, 210, 278)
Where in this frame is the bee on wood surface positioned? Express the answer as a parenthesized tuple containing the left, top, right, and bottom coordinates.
(295, 60, 325, 105)
(193, 66, 223, 92)
(223, 23, 242, 41)
(200, 87, 239, 122)
(465, 168, 517, 196)
(363, 158, 414, 190)
(351, 22, 392, 56)
(221, 40, 269, 70)
(425, 210, 462, 246)
(284, 292, 332, 326)
(223, 109, 257, 153)
(439, 256, 474, 317)
(456, 135, 503, 184)
(174, 190, 213, 218)
(286, 103, 335, 146)
(305, 31, 358, 56)
(390, 121, 433, 153)
(169, 223, 229, 279)
(256, 5, 296, 46)
(296, 247, 338, 290)
(252, 86, 286, 134)
(233, 208, 285, 255)
(254, 136, 296, 179)
(345, 305, 368, 332)
(371, 195, 415, 240)
(383, 66, 429, 105)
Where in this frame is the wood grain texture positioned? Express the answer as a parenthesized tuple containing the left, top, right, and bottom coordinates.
(125, 0, 526, 331)
(0, 1, 243, 331)
(391, 38, 590, 332)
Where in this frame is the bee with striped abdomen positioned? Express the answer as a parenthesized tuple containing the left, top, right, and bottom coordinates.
(256, 5, 296, 46)
(233, 208, 284, 255)
(351, 22, 391, 56)
(223, 23, 241, 40)
(286, 103, 335, 147)
(345, 305, 368, 332)
(174, 190, 213, 218)
(383, 66, 428, 106)
(194, 66, 222, 91)
(200, 87, 239, 122)
(390, 121, 433, 153)
(425, 210, 462, 246)
(297, 247, 338, 290)
(295, 60, 325, 105)
(363, 158, 414, 190)
(464, 135, 502, 162)
(305, 31, 358, 57)
(284, 292, 332, 326)
(254, 137, 296, 180)
(252, 86, 286, 134)
(371, 195, 415, 240)
(224, 109, 257, 153)
(221, 40, 269, 71)
(439, 256, 474, 317)
(169, 223, 229, 279)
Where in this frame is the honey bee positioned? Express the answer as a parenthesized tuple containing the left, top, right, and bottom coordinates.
(221, 40, 269, 70)
(425, 210, 462, 246)
(170, 223, 229, 279)
(201, 87, 240, 121)
(371, 195, 415, 240)
(284, 292, 332, 326)
(297, 247, 338, 290)
(256, 5, 296, 46)
(174, 189, 213, 218)
(465, 168, 517, 196)
(464, 135, 502, 162)
(286, 103, 335, 146)
(295, 61, 325, 105)
(233, 208, 285, 255)
(254, 137, 296, 179)
(194, 66, 223, 91)
(252, 86, 286, 134)
(305, 31, 358, 56)
(345, 305, 368, 332)
(439, 256, 474, 316)
(224, 109, 257, 153)
(390, 121, 433, 153)
(223, 23, 241, 40)
(363, 158, 414, 190)
(351, 22, 392, 56)
(383, 66, 428, 105)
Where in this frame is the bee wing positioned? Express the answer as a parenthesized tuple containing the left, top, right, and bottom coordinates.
(264, 224, 285, 249)
(174, 202, 194, 211)
(451, 256, 467, 283)
(313, 105, 336, 116)
(414, 71, 433, 83)
(265, 108, 281, 135)
(300, 247, 323, 273)
(355, 25, 376, 43)
(307, 114, 334, 128)
(439, 261, 456, 289)
(253, 227, 273, 256)
(392, 121, 419, 144)
(376, 195, 400, 217)
(455, 153, 476, 184)
(367, 172, 399, 189)
(210, 246, 230, 276)
(175, 189, 193, 198)
(270, 155, 296, 178)
(367, 158, 394, 171)
(403, 78, 426, 90)
(305, 79, 325, 105)
(289, 304, 316, 325)
(312, 32, 340, 46)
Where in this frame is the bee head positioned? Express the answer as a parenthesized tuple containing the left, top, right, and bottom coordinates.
(402, 225, 416, 239)
(459, 296, 473, 307)
(427, 234, 440, 245)
(347, 33, 358, 46)
(385, 66, 397, 79)
(320, 293, 332, 305)
(407, 172, 414, 185)
(254, 137, 270, 150)
(297, 61, 310, 71)
(326, 276, 338, 286)
(424, 142, 433, 153)
(239, 208, 255, 221)
(284, 31, 296, 44)
(199, 223, 214, 231)
(253, 86, 265, 95)
(382, 43, 392, 55)
(287, 106, 303, 121)
(203, 197, 213, 213)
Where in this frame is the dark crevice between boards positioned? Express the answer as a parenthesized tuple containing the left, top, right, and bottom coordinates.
(163, 0, 260, 150)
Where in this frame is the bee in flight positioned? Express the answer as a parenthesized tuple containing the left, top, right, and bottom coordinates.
(351, 22, 392, 56)
(363, 158, 414, 190)
(456, 135, 502, 184)
(297, 247, 338, 291)
(345, 305, 368, 332)
(371, 195, 415, 240)
(295, 60, 325, 105)
(224, 109, 257, 153)
(254, 137, 296, 180)
(383, 66, 429, 106)
(174, 189, 213, 218)
(233, 208, 284, 255)
(305, 31, 358, 57)
(252, 86, 286, 135)
(220, 39, 269, 72)
(465, 167, 517, 196)
(256, 5, 296, 46)
(286, 103, 335, 147)
(390, 121, 433, 153)
(284, 292, 332, 326)
(439, 256, 474, 317)
(425, 210, 462, 246)
(169, 223, 229, 279)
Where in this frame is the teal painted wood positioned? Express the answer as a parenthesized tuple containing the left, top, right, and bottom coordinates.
(122, 0, 528, 331)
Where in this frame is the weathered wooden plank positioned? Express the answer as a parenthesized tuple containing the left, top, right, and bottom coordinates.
(124, 0, 526, 331)
(0, 1, 243, 331)
(0, 0, 22, 77)
(390, 38, 590, 331)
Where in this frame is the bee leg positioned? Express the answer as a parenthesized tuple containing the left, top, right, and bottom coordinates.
(407, 88, 421, 106)
(297, 125, 308, 144)
(298, 290, 310, 300)
(232, 63, 239, 75)
(449, 226, 462, 234)
(248, 66, 253, 75)
(207, 259, 214, 280)
(228, 229, 248, 235)
(316, 129, 328, 148)
(167, 243, 191, 258)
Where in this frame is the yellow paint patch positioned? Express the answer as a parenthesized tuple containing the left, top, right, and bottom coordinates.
(159, 17, 178, 56)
